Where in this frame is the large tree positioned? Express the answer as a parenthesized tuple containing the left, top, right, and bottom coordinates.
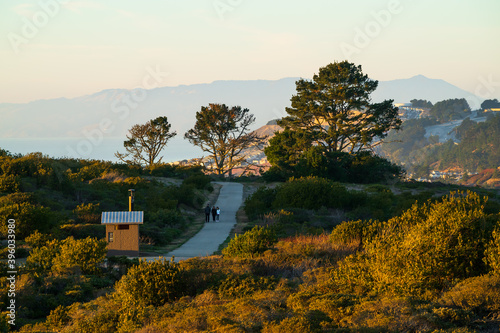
(184, 103, 261, 176)
(279, 61, 401, 154)
(480, 98, 500, 110)
(115, 116, 177, 168)
(429, 98, 471, 123)
(265, 61, 402, 182)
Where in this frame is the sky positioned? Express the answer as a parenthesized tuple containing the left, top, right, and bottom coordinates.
(1, 0, 500, 104)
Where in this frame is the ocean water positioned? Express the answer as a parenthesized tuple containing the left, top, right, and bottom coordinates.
(0, 136, 204, 163)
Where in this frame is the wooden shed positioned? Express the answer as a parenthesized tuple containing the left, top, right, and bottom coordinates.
(101, 211, 144, 257)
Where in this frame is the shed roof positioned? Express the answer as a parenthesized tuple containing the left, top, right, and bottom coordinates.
(101, 211, 144, 224)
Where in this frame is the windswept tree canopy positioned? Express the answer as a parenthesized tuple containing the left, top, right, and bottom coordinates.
(184, 103, 262, 176)
(279, 61, 401, 154)
(265, 61, 403, 182)
(115, 116, 177, 168)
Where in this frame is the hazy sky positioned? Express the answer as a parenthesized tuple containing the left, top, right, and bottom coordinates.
(1, 0, 499, 103)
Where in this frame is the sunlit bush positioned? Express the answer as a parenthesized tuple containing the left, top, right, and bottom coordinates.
(262, 315, 321, 333)
(64, 299, 121, 333)
(27, 237, 106, 275)
(25, 230, 51, 248)
(46, 305, 70, 330)
(0, 201, 55, 238)
(273, 176, 349, 210)
(52, 237, 107, 275)
(73, 202, 101, 224)
(330, 219, 370, 244)
(485, 225, 500, 274)
(439, 274, 500, 313)
(218, 274, 278, 298)
(70, 161, 110, 182)
(222, 226, 277, 258)
(26, 239, 61, 272)
(333, 191, 495, 296)
(114, 258, 184, 308)
(0, 174, 20, 193)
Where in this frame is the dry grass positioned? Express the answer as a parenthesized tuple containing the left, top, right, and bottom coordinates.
(226, 233, 359, 279)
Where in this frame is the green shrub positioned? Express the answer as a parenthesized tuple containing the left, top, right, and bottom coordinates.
(222, 226, 277, 258)
(52, 237, 107, 275)
(176, 183, 199, 207)
(177, 257, 226, 295)
(330, 219, 370, 244)
(273, 177, 348, 210)
(70, 161, 111, 182)
(0, 174, 20, 193)
(46, 305, 71, 330)
(26, 239, 61, 272)
(0, 192, 35, 206)
(439, 274, 500, 313)
(140, 225, 183, 245)
(346, 151, 404, 184)
(429, 328, 477, 333)
(26, 236, 107, 275)
(344, 190, 369, 210)
(0, 201, 56, 238)
(73, 203, 101, 224)
(69, 301, 120, 333)
(485, 225, 500, 274)
(114, 258, 184, 307)
(147, 163, 178, 177)
(183, 173, 211, 189)
(218, 274, 279, 298)
(334, 191, 495, 296)
(431, 307, 472, 326)
(25, 230, 51, 248)
(262, 315, 319, 333)
(59, 223, 105, 240)
(0, 313, 8, 333)
(148, 208, 184, 227)
(244, 186, 277, 220)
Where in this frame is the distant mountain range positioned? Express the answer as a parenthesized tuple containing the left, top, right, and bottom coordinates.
(0, 75, 482, 140)
(372, 75, 481, 107)
(0, 75, 484, 161)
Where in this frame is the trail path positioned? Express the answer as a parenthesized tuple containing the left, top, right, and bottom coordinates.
(142, 182, 243, 262)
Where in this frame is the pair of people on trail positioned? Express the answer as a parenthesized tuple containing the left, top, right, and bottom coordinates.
(204, 204, 220, 222)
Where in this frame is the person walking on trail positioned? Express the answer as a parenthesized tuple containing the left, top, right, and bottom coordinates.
(216, 206, 220, 222)
(211, 205, 217, 222)
(204, 204, 211, 223)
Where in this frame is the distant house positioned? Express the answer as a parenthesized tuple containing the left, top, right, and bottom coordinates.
(101, 211, 144, 256)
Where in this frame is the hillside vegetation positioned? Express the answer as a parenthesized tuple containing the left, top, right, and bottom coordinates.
(2, 157, 499, 332)
(380, 112, 500, 184)
(0, 149, 215, 330)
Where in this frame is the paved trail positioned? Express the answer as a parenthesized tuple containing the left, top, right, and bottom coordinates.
(143, 182, 243, 262)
